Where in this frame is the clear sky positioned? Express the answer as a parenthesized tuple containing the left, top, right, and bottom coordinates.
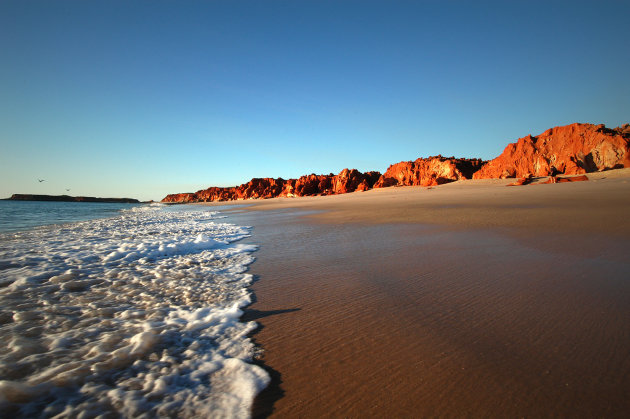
(1, 1, 628, 201)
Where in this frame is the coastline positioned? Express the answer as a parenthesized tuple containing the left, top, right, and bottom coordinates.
(218, 169, 630, 236)
(0, 203, 266, 416)
(220, 169, 630, 417)
(4, 194, 141, 203)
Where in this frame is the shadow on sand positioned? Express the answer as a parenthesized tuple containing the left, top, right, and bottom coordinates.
(241, 308, 301, 322)
(243, 278, 300, 418)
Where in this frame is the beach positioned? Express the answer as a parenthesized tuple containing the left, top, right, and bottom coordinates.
(4, 1, 629, 416)
(214, 169, 630, 417)
(0, 204, 269, 417)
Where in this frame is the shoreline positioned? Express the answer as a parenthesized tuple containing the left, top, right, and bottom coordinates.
(209, 168, 630, 236)
(222, 169, 630, 417)
(4, 194, 141, 203)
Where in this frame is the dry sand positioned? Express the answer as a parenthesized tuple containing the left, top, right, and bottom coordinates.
(209, 169, 630, 417)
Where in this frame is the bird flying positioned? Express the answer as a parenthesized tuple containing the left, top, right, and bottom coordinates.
(38, 179, 45, 183)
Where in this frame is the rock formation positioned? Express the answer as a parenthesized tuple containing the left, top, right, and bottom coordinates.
(161, 193, 196, 203)
(507, 174, 534, 186)
(541, 175, 589, 184)
(331, 169, 381, 194)
(506, 174, 589, 186)
(473, 123, 630, 179)
(161, 169, 382, 203)
(374, 156, 485, 188)
(163, 178, 289, 203)
(162, 122, 629, 203)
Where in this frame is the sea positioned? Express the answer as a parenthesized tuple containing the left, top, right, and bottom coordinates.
(0, 200, 269, 418)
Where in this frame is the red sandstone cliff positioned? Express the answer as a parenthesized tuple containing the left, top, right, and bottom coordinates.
(473, 123, 630, 179)
(162, 122, 629, 203)
(161, 169, 382, 203)
(162, 178, 288, 203)
(374, 156, 485, 188)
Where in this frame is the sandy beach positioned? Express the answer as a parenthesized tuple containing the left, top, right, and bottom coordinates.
(213, 169, 630, 417)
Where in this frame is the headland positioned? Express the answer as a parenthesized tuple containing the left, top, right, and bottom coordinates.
(6, 194, 140, 204)
(161, 122, 630, 204)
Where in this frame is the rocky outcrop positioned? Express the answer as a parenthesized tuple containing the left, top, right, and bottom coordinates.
(162, 122, 629, 203)
(162, 156, 486, 203)
(7, 194, 140, 203)
(293, 174, 332, 196)
(374, 156, 485, 188)
(473, 123, 630, 179)
(507, 174, 534, 186)
(236, 178, 287, 200)
(162, 179, 285, 203)
(331, 169, 381, 194)
(161, 193, 196, 203)
(506, 174, 589, 186)
(161, 169, 383, 203)
(541, 175, 589, 184)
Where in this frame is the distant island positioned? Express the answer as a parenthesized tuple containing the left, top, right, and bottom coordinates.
(6, 194, 140, 204)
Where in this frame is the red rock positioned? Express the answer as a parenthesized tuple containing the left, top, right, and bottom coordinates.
(507, 174, 534, 186)
(291, 169, 381, 197)
(162, 193, 196, 203)
(504, 174, 590, 186)
(161, 122, 627, 203)
(161, 169, 382, 203)
(474, 123, 630, 179)
(374, 176, 398, 188)
(279, 179, 297, 198)
(615, 123, 630, 136)
(355, 180, 370, 192)
(374, 156, 484, 188)
(236, 178, 286, 200)
(541, 175, 589, 184)
(292, 174, 328, 196)
(331, 168, 378, 194)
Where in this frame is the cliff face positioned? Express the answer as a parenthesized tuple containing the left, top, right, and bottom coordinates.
(161, 169, 383, 203)
(161, 193, 196, 203)
(473, 123, 630, 179)
(162, 122, 630, 203)
(374, 156, 485, 188)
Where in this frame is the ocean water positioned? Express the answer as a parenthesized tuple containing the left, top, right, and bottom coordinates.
(0, 202, 268, 417)
(0, 200, 143, 233)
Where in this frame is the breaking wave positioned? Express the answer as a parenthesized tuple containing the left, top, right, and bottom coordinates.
(0, 205, 268, 417)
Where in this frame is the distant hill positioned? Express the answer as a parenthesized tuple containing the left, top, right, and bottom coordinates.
(6, 194, 140, 204)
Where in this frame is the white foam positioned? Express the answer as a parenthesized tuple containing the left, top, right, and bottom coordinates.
(0, 205, 268, 417)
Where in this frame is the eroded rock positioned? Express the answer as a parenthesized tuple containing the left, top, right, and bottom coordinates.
(474, 123, 630, 179)
(374, 156, 484, 188)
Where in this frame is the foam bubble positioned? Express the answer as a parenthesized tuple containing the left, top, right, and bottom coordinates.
(0, 205, 268, 417)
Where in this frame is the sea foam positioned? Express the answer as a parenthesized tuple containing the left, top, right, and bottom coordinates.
(0, 205, 268, 417)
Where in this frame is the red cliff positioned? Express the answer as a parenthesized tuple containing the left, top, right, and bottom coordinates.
(162, 169, 382, 203)
(162, 193, 196, 203)
(473, 123, 630, 179)
(374, 156, 485, 188)
(331, 169, 381, 194)
(162, 122, 629, 203)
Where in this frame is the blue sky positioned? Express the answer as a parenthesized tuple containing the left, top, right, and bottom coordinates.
(1, 1, 628, 201)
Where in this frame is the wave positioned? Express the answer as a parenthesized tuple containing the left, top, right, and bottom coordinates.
(0, 205, 268, 417)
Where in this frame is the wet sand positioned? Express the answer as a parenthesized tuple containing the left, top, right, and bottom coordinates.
(216, 169, 630, 417)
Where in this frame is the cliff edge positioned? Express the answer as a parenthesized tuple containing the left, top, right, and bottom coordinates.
(473, 123, 630, 179)
(162, 122, 630, 203)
